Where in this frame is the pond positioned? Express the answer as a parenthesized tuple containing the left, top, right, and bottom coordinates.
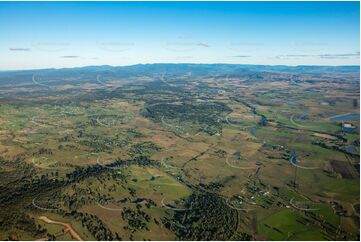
(233, 151, 241, 159)
(344, 145, 358, 155)
(118, 198, 145, 204)
(331, 113, 359, 122)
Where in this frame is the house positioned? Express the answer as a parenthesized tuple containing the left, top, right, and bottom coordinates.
(342, 122, 356, 132)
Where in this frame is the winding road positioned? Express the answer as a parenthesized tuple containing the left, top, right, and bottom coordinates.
(38, 216, 83, 241)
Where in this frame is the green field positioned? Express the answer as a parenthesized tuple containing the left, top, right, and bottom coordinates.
(0, 64, 359, 240)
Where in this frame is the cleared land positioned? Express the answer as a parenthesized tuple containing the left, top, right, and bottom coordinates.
(0, 64, 359, 240)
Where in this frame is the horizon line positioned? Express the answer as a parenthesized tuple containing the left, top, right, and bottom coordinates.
(1, 62, 360, 72)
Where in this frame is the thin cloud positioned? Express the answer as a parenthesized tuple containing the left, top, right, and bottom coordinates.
(197, 42, 210, 48)
(319, 52, 360, 58)
(97, 42, 135, 52)
(231, 55, 252, 58)
(162, 41, 210, 52)
(276, 52, 360, 59)
(320, 56, 349, 59)
(60, 55, 80, 58)
(33, 42, 70, 52)
(282, 54, 310, 57)
(9, 48, 31, 51)
(165, 42, 209, 47)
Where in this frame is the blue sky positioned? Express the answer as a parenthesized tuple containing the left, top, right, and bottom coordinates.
(0, 1, 359, 70)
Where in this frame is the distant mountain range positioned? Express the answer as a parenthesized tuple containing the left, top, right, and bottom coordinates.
(1, 63, 359, 74)
(0, 63, 359, 86)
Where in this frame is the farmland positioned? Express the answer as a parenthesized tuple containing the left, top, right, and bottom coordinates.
(0, 64, 359, 240)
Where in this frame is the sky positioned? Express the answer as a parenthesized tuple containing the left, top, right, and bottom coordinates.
(0, 1, 359, 70)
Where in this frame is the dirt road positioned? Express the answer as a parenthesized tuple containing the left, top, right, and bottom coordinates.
(38, 216, 83, 241)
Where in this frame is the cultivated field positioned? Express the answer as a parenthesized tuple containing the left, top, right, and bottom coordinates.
(0, 64, 359, 240)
